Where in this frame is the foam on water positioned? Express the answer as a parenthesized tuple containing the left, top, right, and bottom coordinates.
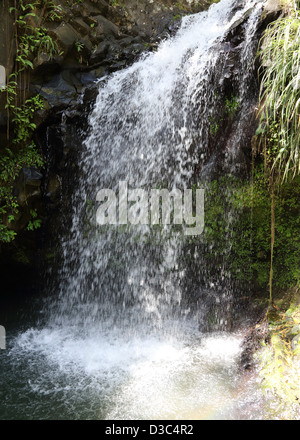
(7, 321, 263, 419)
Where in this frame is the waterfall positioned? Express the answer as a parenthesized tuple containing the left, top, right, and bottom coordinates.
(2, 0, 267, 420)
(48, 0, 264, 332)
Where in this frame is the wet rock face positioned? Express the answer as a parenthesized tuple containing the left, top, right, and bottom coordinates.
(27, 1, 252, 116)
(196, 0, 283, 181)
(36, 3, 203, 64)
(28, 1, 217, 113)
(22, 1, 222, 237)
(0, 1, 211, 126)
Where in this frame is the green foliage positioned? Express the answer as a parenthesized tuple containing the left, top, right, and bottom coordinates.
(75, 41, 84, 52)
(208, 116, 220, 136)
(27, 209, 42, 231)
(257, 5, 300, 181)
(75, 41, 85, 63)
(11, 95, 44, 144)
(209, 94, 239, 137)
(0, 225, 17, 243)
(45, 1, 63, 22)
(110, 0, 124, 7)
(12, 0, 63, 66)
(225, 95, 239, 117)
(203, 171, 300, 291)
(0, 94, 44, 242)
(238, 174, 299, 289)
(0, 1, 61, 242)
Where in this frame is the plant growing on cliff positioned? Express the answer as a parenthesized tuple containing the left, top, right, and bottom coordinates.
(208, 94, 239, 137)
(253, 4, 300, 409)
(225, 95, 239, 118)
(0, 1, 62, 242)
(255, 2, 300, 312)
(0, 94, 44, 242)
(257, 5, 300, 182)
(10, 0, 62, 66)
(27, 209, 42, 231)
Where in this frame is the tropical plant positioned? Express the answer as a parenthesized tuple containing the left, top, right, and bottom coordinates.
(257, 3, 300, 182)
(0, 1, 62, 242)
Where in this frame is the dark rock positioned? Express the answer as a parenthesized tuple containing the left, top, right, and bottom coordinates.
(46, 174, 61, 201)
(93, 15, 121, 39)
(71, 17, 92, 36)
(71, 1, 109, 19)
(32, 54, 64, 77)
(262, 0, 282, 22)
(240, 320, 269, 370)
(84, 16, 98, 27)
(79, 35, 94, 53)
(119, 36, 137, 47)
(30, 71, 79, 108)
(90, 41, 111, 64)
(15, 178, 42, 208)
(228, 6, 256, 33)
(128, 43, 147, 61)
(49, 22, 81, 55)
(23, 167, 43, 183)
(87, 0, 109, 16)
(71, 3, 87, 17)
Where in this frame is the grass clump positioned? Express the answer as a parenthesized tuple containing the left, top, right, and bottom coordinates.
(257, 3, 300, 182)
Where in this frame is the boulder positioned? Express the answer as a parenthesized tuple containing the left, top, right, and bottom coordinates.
(49, 22, 82, 55)
(93, 15, 121, 39)
(71, 17, 92, 36)
(30, 71, 79, 108)
(90, 41, 111, 64)
(86, 0, 109, 16)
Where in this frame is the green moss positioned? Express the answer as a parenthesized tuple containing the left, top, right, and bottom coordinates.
(209, 94, 239, 138)
(201, 170, 300, 291)
(208, 116, 220, 136)
(110, 0, 125, 8)
(225, 95, 239, 117)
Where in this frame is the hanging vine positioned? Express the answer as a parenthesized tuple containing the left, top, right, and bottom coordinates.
(0, 0, 62, 243)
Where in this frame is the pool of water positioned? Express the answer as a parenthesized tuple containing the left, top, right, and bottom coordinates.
(0, 295, 265, 420)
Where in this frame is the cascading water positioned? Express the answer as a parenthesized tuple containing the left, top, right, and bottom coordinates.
(0, 0, 269, 420)
(50, 0, 263, 331)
